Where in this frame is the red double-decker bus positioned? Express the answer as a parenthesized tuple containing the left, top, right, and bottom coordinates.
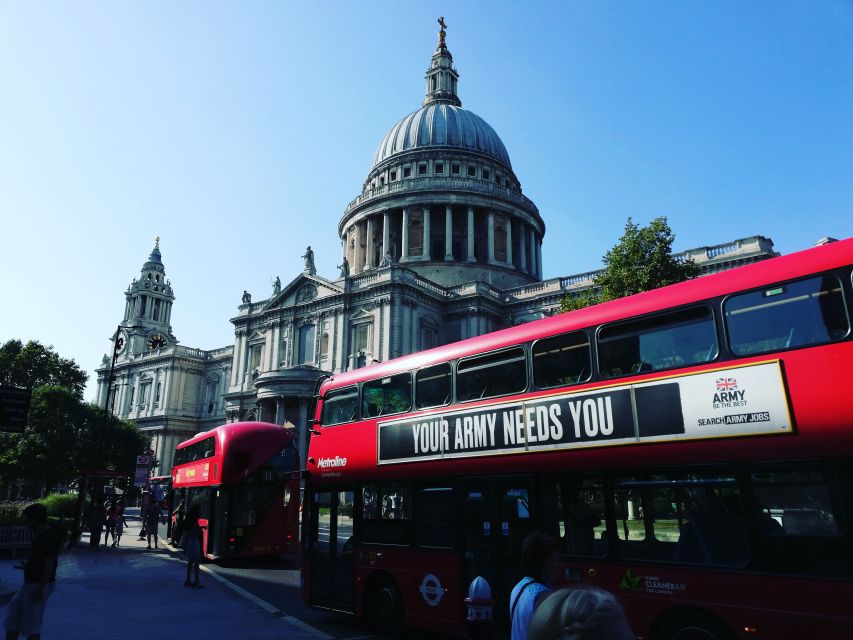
(302, 238, 853, 639)
(172, 421, 300, 559)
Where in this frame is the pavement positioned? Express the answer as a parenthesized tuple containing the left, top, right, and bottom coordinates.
(0, 508, 321, 640)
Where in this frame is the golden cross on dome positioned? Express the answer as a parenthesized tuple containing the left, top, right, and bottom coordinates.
(438, 16, 447, 30)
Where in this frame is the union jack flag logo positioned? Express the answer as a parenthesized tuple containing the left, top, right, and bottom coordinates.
(716, 378, 738, 391)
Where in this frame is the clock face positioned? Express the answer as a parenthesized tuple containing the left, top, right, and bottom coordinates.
(147, 334, 167, 350)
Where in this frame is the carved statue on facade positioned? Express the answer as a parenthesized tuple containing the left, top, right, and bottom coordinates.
(302, 246, 316, 275)
(242, 290, 251, 304)
(379, 251, 392, 267)
(273, 276, 281, 295)
(337, 256, 349, 278)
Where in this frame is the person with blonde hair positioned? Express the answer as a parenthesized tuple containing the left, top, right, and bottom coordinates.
(527, 587, 634, 640)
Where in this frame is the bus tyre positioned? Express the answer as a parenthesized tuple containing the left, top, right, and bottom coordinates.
(655, 610, 735, 640)
(368, 578, 403, 635)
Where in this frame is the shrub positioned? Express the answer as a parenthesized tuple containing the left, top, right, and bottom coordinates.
(0, 500, 27, 522)
(42, 493, 79, 518)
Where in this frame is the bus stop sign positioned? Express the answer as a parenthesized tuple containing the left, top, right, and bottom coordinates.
(0, 387, 31, 433)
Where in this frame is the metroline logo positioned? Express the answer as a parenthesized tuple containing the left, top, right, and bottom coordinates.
(318, 455, 347, 469)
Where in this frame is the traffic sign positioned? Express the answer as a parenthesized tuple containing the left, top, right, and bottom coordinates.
(0, 387, 31, 433)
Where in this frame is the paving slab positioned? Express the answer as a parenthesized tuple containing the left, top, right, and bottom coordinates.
(0, 511, 318, 640)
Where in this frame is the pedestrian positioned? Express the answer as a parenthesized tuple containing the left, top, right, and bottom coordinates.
(144, 497, 162, 550)
(170, 498, 186, 547)
(509, 532, 561, 640)
(138, 492, 150, 539)
(112, 511, 128, 547)
(105, 502, 121, 548)
(527, 587, 635, 640)
(3, 503, 61, 640)
(182, 504, 204, 588)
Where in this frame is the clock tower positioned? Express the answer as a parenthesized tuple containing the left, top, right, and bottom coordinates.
(117, 238, 177, 355)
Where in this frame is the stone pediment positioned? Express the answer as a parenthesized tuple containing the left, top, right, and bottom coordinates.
(263, 274, 343, 311)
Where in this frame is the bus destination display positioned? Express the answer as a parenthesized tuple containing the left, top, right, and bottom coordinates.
(377, 361, 792, 465)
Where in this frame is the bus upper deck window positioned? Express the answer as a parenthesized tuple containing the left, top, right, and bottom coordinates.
(416, 363, 452, 409)
(320, 386, 359, 426)
(598, 305, 717, 378)
(361, 373, 412, 418)
(533, 331, 591, 389)
(457, 347, 527, 402)
(725, 274, 849, 356)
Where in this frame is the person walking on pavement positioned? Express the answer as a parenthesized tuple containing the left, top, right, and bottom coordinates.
(138, 492, 150, 539)
(3, 503, 61, 640)
(182, 504, 204, 588)
(104, 502, 121, 548)
(170, 498, 186, 547)
(144, 497, 162, 549)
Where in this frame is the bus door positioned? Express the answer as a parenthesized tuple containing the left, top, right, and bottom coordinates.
(308, 488, 355, 612)
(461, 477, 535, 630)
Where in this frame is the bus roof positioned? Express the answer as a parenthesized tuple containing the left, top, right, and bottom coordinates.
(175, 421, 294, 452)
(322, 237, 853, 390)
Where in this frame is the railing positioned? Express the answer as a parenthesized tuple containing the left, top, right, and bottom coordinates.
(344, 176, 539, 214)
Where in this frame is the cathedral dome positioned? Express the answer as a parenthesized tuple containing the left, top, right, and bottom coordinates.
(372, 104, 512, 170)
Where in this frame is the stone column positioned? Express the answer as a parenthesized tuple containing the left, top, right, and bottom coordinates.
(382, 210, 390, 263)
(423, 207, 431, 260)
(467, 206, 475, 261)
(537, 235, 543, 278)
(528, 229, 536, 276)
(162, 367, 172, 411)
(298, 397, 309, 470)
(506, 217, 513, 266)
(364, 216, 374, 270)
(276, 398, 285, 425)
(487, 211, 495, 263)
(401, 207, 410, 261)
(520, 223, 528, 272)
(444, 205, 453, 260)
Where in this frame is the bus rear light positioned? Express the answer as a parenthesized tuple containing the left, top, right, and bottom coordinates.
(743, 627, 759, 634)
(228, 537, 236, 542)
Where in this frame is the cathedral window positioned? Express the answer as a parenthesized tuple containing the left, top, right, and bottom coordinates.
(320, 332, 330, 358)
(403, 166, 411, 178)
(153, 299, 161, 321)
(434, 162, 444, 174)
(250, 344, 263, 371)
(467, 165, 476, 177)
(139, 296, 147, 318)
(298, 324, 316, 364)
(451, 163, 460, 175)
(390, 170, 397, 181)
(482, 169, 490, 180)
(380, 176, 385, 186)
(352, 323, 371, 357)
(128, 387, 134, 406)
(418, 163, 427, 175)
(155, 382, 161, 404)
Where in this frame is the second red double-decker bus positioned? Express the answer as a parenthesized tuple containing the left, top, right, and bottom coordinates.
(172, 421, 300, 559)
(302, 238, 853, 639)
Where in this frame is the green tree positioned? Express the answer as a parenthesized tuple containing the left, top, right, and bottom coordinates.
(0, 339, 88, 398)
(0, 340, 145, 495)
(561, 217, 700, 312)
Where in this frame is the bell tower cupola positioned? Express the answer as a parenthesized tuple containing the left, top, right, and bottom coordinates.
(118, 237, 177, 355)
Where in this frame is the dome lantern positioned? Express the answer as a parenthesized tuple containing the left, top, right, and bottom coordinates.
(423, 17, 461, 108)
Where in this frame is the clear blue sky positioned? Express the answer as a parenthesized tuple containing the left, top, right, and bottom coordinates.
(1, 1, 851, 401)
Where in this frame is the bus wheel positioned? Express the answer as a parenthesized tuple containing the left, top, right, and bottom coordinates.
(368, 578, 403, 635)
(655, 610, 735, 640)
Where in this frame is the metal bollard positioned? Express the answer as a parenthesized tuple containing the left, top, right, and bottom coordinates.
(464, 576, 495, 640)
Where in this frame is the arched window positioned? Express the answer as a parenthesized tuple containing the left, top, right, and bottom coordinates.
(495, 221, 507, 261)
(321, 332, 330, 358)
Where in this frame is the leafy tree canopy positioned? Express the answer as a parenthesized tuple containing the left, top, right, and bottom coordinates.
(0, 339, 88, 399)
(562, 217, 700, 312)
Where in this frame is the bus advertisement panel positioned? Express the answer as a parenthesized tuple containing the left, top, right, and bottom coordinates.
(172, 421, 300, 559)
(302, 238, 853, 639)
